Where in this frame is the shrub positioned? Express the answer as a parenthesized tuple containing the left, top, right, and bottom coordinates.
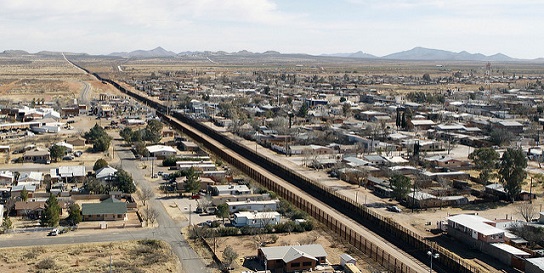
(36, 258, 56, 270)
(217, 227, 240, 236)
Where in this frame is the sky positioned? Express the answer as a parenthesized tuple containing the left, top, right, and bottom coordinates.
(1, 0, 543, 59)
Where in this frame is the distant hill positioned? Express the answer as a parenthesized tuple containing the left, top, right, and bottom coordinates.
(1, 50, 30, 55)
(109, 47, 177, 58)
(321, 51, 377, 59)
(382, 47, 516, 61)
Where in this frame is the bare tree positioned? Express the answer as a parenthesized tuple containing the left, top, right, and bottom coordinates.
(138, 187, 154, 206)
(517, 202, 537, 222)
(147, 208, 159, 226)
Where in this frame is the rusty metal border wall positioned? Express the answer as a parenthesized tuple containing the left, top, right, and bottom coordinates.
(95, 74, 487, 273)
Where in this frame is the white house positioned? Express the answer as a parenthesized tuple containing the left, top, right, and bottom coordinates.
(232, 211, 281, 227)
(145, 145, 177, 159)
(18, 172, 43, 188)
(210, 184, 251, 196)
(0, 171, 14, 186)
(53, 142, 74, 153)
(96, 166, 118, 181)
(226, 199, 279, 213)
(50, 166, 86, 182)
(447, 214, 505, 243)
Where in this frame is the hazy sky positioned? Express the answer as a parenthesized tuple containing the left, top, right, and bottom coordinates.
(1, 0, 542, 59)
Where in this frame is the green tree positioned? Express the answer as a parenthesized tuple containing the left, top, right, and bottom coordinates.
(297, 103, 309, 118)
(184, 167, 200, 195)
(49, 144, 67, 162)
(134, 141, 148, 157)
(422, 73, 432, 82)
(390, 174, 411, 201)
(20, 186, 29, 202)
(216, 203, 229, 224)
(342, 103, 351, 117)
(401, 112, 407, 129)
(40, 194, 61, 227)
(83, 176, 108, 194)
(145, 119, 163, 144)
(1, 216, 12, 232)
(67, 203, 82, 225)
(119, 127, 134, 144)
(84, 124, 112, 152)
(489, 128, 514, 146)
(499, 148, 527, 202)
(93, 135, 112, 152)
(93, 158, 109, 171)
(84, 123, 107, 143)
(469, 147, 500, 184)
(114, 169, 136, 193)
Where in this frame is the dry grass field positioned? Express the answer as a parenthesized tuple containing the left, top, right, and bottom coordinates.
(0, 240, 180, 273)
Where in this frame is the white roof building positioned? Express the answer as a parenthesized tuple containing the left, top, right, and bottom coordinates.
(96, 166, 118, 181)
(447, 214, 505, 243)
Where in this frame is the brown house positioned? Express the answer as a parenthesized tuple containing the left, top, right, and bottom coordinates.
(258, 244, 327, 273)
(15, 201, 45, 217)
(23, 149, 51, 164)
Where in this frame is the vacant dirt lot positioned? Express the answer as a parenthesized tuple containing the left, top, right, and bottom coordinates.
(0, 240, 180, 273)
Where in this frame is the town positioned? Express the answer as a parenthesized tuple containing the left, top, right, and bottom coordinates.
(1, 49, 544, 273)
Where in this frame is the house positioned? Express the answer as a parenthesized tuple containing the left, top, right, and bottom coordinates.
(232, 211, 281, 227)
(14, 201, 45, 218)
(211, 193, 271, 206)
(175, 176, 215, 192)
(494, 120, 524, 134)
(97, 104, 113, 117)
(96, 166, 118, 181)
(53, 141, 74, 153)
(11, 185, 36, 198)
(258, 244, 327, 273)
(0, 171, 14, 185)
(0, 145, 10, 153)
(226, 199, 279, 213)
(177, 163, 217, 172)
(409, 119, 435, 130)
(50, 166, 86, 183)
(340, 253, 357, 267)
(23, 149, 51, 164)
(526, 257, 544, 273)
(490, 243, 530, 269)
(407, 191, 439, 208)
(145, 145, 177, 159)
(209, 185, 251, 196)
(81, 197, 127, 221)
(447, 214, 505, 244)
(288, 145, 334, 156)
(18, 172, 43, 188)
(66, 137, 86, 147)
(363, 155, 386, 166)
(485, 183, 508, 200)
(424, 155, 466, 168)
(179, 141, 199, 152)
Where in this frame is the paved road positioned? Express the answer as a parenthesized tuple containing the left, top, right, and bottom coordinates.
(114, 141, 210, 273)
(0, 141, 210, 273)
(79, 81, 91, 103)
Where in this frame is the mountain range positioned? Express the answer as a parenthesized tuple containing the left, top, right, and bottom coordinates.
(0, 46, 534, 61)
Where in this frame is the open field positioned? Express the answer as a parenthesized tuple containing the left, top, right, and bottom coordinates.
(0, 240, 180, 273)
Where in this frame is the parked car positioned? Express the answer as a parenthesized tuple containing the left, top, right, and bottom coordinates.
(386, 206, 402, 213)
(48, 228, 59, 236)
(63, 155, 74, 161)
(73, 151, 83, 157)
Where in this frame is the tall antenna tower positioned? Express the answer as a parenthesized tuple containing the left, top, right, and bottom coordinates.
(485, 62, 491, 91)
